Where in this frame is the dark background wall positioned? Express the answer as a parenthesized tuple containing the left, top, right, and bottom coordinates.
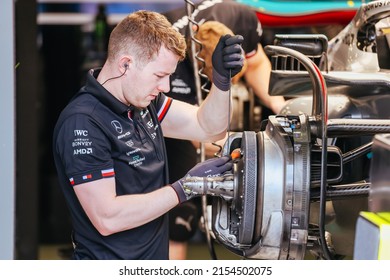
(15, 0, 40, 259)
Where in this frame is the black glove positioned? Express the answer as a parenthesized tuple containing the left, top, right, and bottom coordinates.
(171, 156, 233, 203)
(212, 34, 244, 91)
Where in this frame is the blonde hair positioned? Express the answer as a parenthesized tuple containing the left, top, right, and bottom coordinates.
(107, 10, 186, 67)
(195, 21, 247, 84)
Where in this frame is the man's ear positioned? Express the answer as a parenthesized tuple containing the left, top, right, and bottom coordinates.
(119, 56, 131, 70)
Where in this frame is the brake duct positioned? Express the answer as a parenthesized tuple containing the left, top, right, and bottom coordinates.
(215, 115, 312, 260)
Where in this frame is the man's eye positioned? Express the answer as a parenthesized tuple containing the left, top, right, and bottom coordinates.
(156, 73, 171, 79)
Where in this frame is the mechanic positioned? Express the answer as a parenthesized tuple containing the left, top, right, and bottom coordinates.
(163, 0, 286, 259)
(52, 10, 244, 260)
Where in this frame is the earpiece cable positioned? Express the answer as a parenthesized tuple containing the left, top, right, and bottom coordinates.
(101, 67, 127, 85)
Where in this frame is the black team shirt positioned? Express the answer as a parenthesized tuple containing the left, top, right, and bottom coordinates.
(53, 69, 172, 259)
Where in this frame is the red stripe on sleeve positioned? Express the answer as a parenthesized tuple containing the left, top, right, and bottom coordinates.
(158, 97, 172, 122)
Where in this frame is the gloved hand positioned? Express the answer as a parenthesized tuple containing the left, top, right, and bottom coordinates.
(171, 156, 233, 203)
(212, 34, 244, 91)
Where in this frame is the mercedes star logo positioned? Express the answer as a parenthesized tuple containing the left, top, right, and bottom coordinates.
(111, 120, 123, 134)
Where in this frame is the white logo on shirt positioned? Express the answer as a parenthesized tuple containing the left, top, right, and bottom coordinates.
(172, 0, 223, 31)
(111, 120, 123, 134)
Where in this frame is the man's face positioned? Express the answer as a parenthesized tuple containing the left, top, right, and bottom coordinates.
(123, 46, 179, 108)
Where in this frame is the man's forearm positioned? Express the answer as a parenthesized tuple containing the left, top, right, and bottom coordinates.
(197, 85, 232, 140)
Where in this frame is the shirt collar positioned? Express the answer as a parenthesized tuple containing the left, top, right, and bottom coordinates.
(82, 68, 132, 116)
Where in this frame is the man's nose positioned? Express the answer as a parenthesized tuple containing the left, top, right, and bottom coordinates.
(157, 76, 171, 93)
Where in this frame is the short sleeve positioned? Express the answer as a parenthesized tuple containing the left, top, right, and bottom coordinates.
(154, 93, 173, 122)
(54, 114, 114, 186)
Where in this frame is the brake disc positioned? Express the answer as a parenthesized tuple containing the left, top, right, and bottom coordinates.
(235, 131, 257, 245)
